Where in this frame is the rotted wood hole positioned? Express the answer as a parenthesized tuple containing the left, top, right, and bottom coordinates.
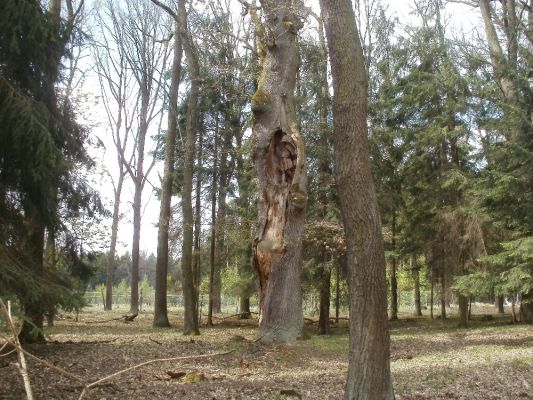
(266, 129, 297, 186)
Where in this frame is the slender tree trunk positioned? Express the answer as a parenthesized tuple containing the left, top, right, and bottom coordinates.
(320, 1, 394, 398)
(208, 136, 218, 327)
(440, 278, 447, 320)
(335, 257, 341, 324)
(130, 178, 142, 315)
(193, 125, 204, 319)
(318, 265, 331, 335)
(316, 10, 331, 337)
(496, 295, 505, 314)
(251, 1, 306, 342)
(430, 279, 434, 319)
(153, 20, 182, 327)
(179, 0, 200, 335)
(213, 129, 232, 313)
(458, 294, 468, 328)
(411, 255, 422, 316)
(511, 295, 517, 323)
(390, 212, 398, 320)
(106, 171, 124, 311)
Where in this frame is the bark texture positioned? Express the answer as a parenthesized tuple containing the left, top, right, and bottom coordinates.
(153, 18, 182, 327)
(251, 0, 306, 342)
(319, 1, 395, 398)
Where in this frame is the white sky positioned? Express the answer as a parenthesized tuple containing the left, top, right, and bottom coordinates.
(82, 0, 481, 256)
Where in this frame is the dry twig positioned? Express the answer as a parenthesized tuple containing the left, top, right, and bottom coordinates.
(0, 299, 34, 400)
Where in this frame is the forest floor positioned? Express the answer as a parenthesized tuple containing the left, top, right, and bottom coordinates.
(1, 306, 532, 400)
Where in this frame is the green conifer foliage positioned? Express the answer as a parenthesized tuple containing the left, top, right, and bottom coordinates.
(0, 0, 96, 341)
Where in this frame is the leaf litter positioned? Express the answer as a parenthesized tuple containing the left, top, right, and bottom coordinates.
(0, 310, 531, 399)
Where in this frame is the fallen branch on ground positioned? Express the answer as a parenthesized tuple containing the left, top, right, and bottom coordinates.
(0, 299, 34, 400)
(77, 350, 234, 400)
(1, 306, 234, 400)
(82, 313, 138, 324)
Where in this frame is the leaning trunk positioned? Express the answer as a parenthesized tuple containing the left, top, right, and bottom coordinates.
(251, 1, 306, 342)
(320, 1, 394, 398)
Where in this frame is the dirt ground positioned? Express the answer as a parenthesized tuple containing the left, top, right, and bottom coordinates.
(1, 308, 532, 400)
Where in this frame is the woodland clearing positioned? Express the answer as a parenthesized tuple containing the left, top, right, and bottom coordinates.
(1, 307, 532, 400)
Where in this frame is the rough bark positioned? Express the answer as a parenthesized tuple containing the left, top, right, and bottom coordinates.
(179, 0, 200, 335)
(251, 0, 306, 342)
(153, 19, 182, 328)
(320, 1, 395, 398)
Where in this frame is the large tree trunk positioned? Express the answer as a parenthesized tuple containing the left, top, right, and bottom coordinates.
(153, 19, 182, 327)
(320, 1, 395, 398)
(251, 1, 306, 343)
(179, 0, 200, 335)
